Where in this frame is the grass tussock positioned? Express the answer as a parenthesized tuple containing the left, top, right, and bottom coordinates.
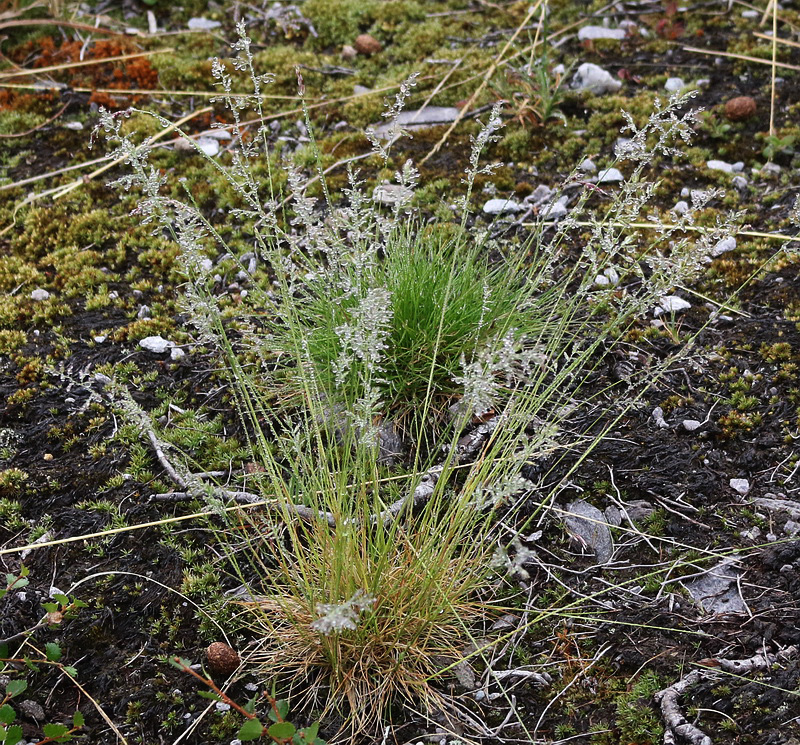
(93, 22, 744, 738)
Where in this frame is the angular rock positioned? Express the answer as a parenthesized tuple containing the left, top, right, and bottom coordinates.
(729, 478, 750, 496)
(658, 295, 691, 313)
(571, 63, 622, 95)
(139, 336, 174, 354)
(579, 158, 597, 173)
(706, 159, 733, 173)
(372, 183, 414, 206)
(483, 198, 524, 215)
(564, 499, 613, 563)
(682, 419, 702, 431)
(373, 106, 461, 136)
(710, 236, 736, 257)
(539, 196, 568, 221)
(187, 17, 221, 30)
(595, 167, 623, 184)
(684, 559, 746, 615)
(30, 288, 50, 301)
(578, 25, 627, 41)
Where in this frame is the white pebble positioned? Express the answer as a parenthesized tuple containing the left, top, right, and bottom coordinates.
(664, 77, 685, 92)
(139, 336, 174, 354)
(483, 198, 523, 215)
(595, 167, 623, 184)
(729, 478, 750, 495)
(30, 288, 50, 301)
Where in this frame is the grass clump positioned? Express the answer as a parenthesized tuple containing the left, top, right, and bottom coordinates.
(93, 22, 739, 738)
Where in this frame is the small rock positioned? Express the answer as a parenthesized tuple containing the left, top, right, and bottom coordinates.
(372, 106, 460, 136)
(139, 336, 174, 354)
(170, 347, 186, 362)
(657, 295, 691, 313)
(684, 559, 746, 615)
(341, 44, 357, 60)
(187, 17, 221, 30)
(710, 236, 736, 257)
(564, 500, 614, 563)
(761, 162, 782, 177)
(595, 167, 623, 184)
(200, 258, 214, 272)
(137, 304, 151, 320)
(651, 406, 669, 429)
(64, 120, 84, 130)
(353, 84, 372, 96)
(372, 183, 414, 206)
(741, 9, 759, 18)
(725, 96, 757, 122)
(741, 525, 761, 541)
(732, 175, 748, 190)
(729, 478, 750, 496)
(483, 198, 523, 215)
(682, 419, 702, 431)
(594, 266, 620, 287)
(664, 77, 685, 92)
(626, 500, 655, 523)
(577, 25, 627, 41)
(353, 34, 381, 55)
(196, 137, 220, 157)
(571, 63, 622, 95)
(784, 520, 800, 537)
(672, 200, 689, 215)
(18, 699, 45, 720)
(539, 196, 568, 221)
(30, 288, 50, 301)
(731, 161, 744, 173)
(201, 129, 232, 141)
(524, 184, 554, 205)
(579, 158, 597, 173)
(93, 336, 106, 344)
(706, 159, 733, 173)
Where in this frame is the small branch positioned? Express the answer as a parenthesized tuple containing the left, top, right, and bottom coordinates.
(655, 646, 799, 745)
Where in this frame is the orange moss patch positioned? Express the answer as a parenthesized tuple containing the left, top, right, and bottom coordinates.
(9, 37, 158, 107)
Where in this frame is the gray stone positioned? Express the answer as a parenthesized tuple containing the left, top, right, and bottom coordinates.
(729, 478, 750, 495)
(706, 159, 734, 173)
(665, 77, 685, 92)
(483, 198, 524, 215)
(564, 499, 614, 563)
(731, 161, 745, 173)
(673, 200, 689, 215)
(196, 137, 220, 157)
(139, 336, 174, 354)
(657, 295, 691, 313)
(594, 266, 620, 287)
(684, 559, 746, 615)
(762, 162, 782, 176)
(682, 419, 702, 431)
(578, 158, 597, 173)
(524, 184, 554, 205)
(595, 167, 623, 184)
(784, 520, 800, 537)
(578, 25, 627, 41)
(170, 347, 186, 362)
(710, 236, 736, 257)
(30, 288, 50, 301)
(626, 500, 655, 523)
(373, 106, 460, 136)
(18, 699, 45, 720)
(372, 183, 414, 206)
(732, 175, 748, 190)
(137, 305, 151, 320)
(187, 17, 221, 30)
(539, 196, 568, 221)
(652, 406, 669, 429)
(571, 63, 622, 95)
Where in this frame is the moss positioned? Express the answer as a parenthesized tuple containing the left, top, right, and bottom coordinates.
(302, 0, 380, 48)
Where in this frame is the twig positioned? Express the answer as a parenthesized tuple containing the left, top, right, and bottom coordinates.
(0, 99, 69, 138)
(655, 646, 799, 745)
(0, 49, 172, 80)
(682, 45, 800, 72)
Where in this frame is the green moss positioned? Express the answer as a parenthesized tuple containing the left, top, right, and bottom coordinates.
(303, 0, 379, 48)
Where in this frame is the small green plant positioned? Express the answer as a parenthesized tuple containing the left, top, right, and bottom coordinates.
(1, 569, 87, 745)
(171, 657, 326, 743)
